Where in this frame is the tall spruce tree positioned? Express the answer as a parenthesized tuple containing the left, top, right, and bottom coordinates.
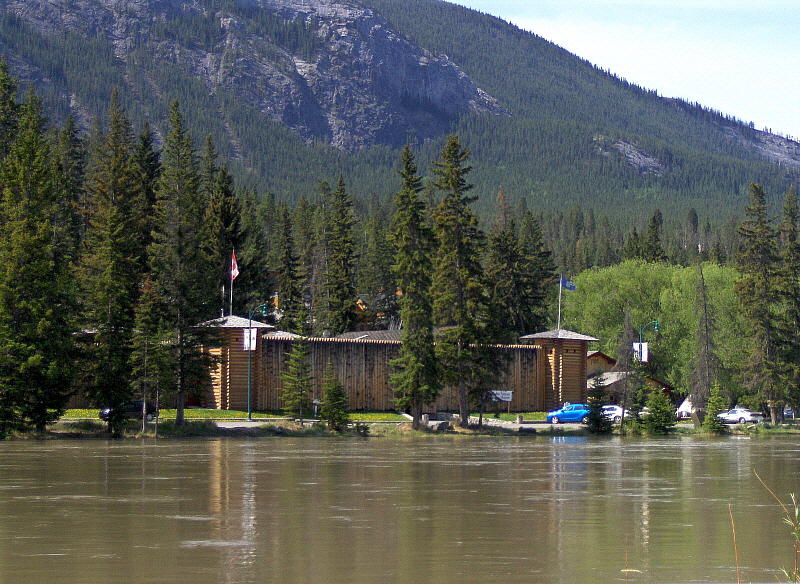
(688, 263, 723, 425)
(130, 122, 161, 274)
(78, 91, 143, 434)
(430, 135, 490, 427)
(736, 183, 782, 423)
(320, 175, 356, 335)
(389, 146, 439, 429)
(275, 206, 303, 331)
(485, 187, 552, 339)
(643, 209, 666, 262)
(53, 115, 86, 259)
(777, 188, 800, 414)
(147, 101, 215, 425)
(0, 58, 18, 161)
(519, 211, 556, 332)
(736, 184, 782, 423)
(0, 92, 75, 435)
(199, 137, 243, 314)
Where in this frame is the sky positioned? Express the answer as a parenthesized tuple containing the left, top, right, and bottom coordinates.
(452, 1, 800, 140)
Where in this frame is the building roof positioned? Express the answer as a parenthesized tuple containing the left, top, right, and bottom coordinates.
(264, 330, 303, 340)
(587, 350, 616, 363)
(198, 315, 275, 329)
(520, 329, 599, 342)
(337, 330, 402, 341)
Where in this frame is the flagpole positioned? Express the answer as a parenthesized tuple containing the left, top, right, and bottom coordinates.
(229, 277, 233, 316)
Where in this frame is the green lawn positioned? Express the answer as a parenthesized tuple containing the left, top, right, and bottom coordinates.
(62, 408, 408, 422)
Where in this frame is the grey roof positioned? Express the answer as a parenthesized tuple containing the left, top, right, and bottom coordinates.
(265, 330, 303, 340)
(520, 329, 599, 342)
(198, 315, 275, 329)
(337, 330, 402, 341)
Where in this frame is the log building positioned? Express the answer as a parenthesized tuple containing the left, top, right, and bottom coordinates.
(203, 318, 598, 413)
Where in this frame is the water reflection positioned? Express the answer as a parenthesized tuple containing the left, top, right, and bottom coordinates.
(0, 437, 798, 583)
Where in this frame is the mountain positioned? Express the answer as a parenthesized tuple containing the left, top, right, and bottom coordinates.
(0, 0, 797, 219)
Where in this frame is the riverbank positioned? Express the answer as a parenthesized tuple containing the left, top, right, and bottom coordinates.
(7, 416, 799, 441)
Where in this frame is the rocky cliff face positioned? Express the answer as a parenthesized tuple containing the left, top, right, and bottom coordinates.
(0, 0, 507, 151)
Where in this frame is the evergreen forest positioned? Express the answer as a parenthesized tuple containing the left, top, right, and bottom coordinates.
(1, 62, 799, 435)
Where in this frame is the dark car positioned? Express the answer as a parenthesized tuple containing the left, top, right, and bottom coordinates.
(99, 401, 158, 422)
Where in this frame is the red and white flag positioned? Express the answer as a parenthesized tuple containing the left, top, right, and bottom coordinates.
(230, 250, 240, 281)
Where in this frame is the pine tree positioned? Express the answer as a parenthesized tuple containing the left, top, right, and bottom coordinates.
(688, 263, 723, 425)
(130, 122, 161, 274)
(0, 92, 75, 435)
(642, 209, 666, 262)
(585, 376, 612, 434)
(356, 215, 398, 328)
(702, 381, 729, 433)
(320, 175, 356, 335)
(643, 387, 676, 434)
(518, 211, 556, 332)
(0, 58, 18, 161)
(199, 137, 243, 314)
(320, 362, 349, 431)
(613, 311, 641, 433)
(736, 183, 782, 423)
(275, 206, 303, 331)
(53, 115, 86, 258)
(430, 135, 490, 427)
(389, 146, 439, 429)
(147, 101, 215, 426)
(280, 339, 313, 418)
(777, 188, 800, 414)
(78, 90, 142, 434)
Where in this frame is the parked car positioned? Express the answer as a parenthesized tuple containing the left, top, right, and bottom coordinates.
(547, 403, 590, 424)
(717, 408, 764, 424)
(601, 405, 624, 423)
(99, 400, 158, 422)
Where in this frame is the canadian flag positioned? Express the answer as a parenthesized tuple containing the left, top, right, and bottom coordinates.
(230, 250, 239, 281)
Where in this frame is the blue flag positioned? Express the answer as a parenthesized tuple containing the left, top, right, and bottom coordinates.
(560, 275, 576, 291)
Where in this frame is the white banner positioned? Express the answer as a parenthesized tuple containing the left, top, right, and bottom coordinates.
(490, 390, 513, 402)
(243, 328, 258, 351)
(633, 342, 649, 363)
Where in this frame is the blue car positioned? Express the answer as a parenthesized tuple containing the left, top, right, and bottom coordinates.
(547, 403, 590, 424)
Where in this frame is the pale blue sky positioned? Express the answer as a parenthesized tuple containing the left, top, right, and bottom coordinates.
(452, 1, 800, 140)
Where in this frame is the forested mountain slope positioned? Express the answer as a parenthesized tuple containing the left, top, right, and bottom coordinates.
(0, 0, 797, 218)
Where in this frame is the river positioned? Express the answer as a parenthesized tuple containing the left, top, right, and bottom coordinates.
(1, 435, 798, 583)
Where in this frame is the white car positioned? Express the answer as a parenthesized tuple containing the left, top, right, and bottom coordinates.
(601, 405, 624, 423)
(717, 408, 764, 424)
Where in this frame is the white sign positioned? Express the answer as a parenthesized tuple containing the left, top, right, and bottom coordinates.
(490, 390, 513, 402)
(633, 342, 649, 363)
(243, 328, 258, 351)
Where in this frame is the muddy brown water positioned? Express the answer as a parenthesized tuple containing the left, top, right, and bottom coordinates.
(1, 436, 798, 583)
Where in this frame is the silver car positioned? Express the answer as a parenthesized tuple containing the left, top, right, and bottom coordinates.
(717, 408, 764, 424)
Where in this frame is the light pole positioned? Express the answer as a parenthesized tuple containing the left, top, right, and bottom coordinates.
(639, 319, 660, 344)
(247, 302, 270, 421)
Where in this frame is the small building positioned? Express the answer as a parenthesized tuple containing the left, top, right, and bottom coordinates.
(201, 315, 274, 410)
(520, 329, 599, 409)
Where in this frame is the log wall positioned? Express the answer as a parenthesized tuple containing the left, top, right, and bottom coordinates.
(256, 338, 541, 412)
